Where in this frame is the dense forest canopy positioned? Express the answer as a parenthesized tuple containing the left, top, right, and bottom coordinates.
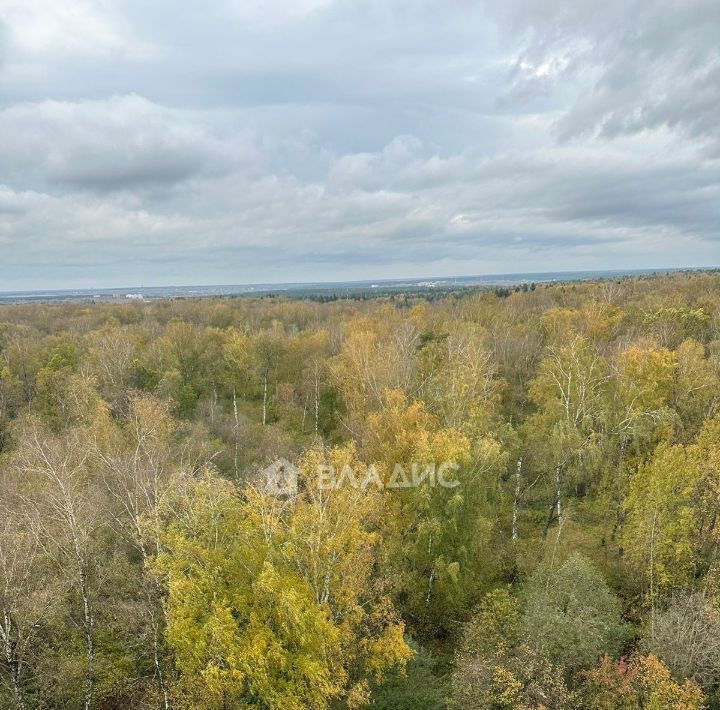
(1, 271, 719, 709)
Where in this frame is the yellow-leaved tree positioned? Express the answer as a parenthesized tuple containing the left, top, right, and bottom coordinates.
(623, 413, 720, 604)
(363, 390, 507, 641)
(156, 445, 411, 709)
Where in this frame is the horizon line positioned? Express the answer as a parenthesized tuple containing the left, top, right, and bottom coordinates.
(2, 265, 718, 297)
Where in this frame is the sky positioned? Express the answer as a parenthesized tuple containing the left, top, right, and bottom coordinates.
(0, 0, 718, 289)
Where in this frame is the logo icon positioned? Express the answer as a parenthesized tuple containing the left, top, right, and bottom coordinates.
(262, 457, 298, 496)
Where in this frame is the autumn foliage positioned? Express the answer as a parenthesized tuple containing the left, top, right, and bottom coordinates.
(0, 271, 719, 707)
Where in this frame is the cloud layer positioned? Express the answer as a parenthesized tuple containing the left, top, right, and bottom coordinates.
(0, 0, 718, 288)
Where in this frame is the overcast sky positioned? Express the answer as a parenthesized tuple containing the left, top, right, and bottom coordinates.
(0, 0, 718, 289)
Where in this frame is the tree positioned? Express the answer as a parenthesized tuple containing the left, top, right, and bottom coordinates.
(97, 395, 202, 709)
(153, 319, 223, 419)
(14, 421, 106, 710)
(157, 476, 344, 709)
(642, 593, 720, 692)
(521, 555, 626, 675)
(582, 654, 705, 709)
(84, 323, 139, 404)
(156, 446, 411, 708)
(458, 587, 520, 661)
(253, 328, 287, 426)
(291, 330, 330, 436)
(417, 324, 502, 438)
(363, 390, 507, 640)
(452, 644, 577, 709)
(0, 497, 57, 710)
(328, 312, 421, 436)
(369, 640, 447, 710)
(623, 414, 720, 604)
(451, 587, 577, 709)
(526, 335, 610, 538)
(673, 339, 720, 440)
(611, 344, 678, 459)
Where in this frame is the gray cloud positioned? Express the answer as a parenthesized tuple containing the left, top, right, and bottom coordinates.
(0, 0, 717, 289)
(0, 95, 259, 192)
(491, 0, 720, 150)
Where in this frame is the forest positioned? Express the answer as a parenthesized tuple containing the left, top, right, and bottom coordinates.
(0, 271, 719, 709)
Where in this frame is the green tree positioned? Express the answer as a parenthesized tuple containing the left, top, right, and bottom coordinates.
(521, 555, 626, 674)
(364, 391, 507, 640)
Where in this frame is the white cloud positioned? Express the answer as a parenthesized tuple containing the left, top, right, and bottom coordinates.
(0, 0, 155, 58)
